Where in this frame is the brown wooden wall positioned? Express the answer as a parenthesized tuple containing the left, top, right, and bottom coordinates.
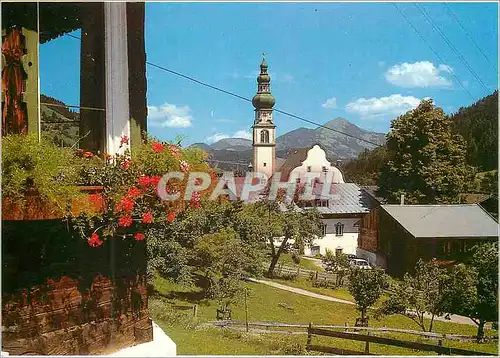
(358, 206, 380, 253)
(2, 219, 152, 355)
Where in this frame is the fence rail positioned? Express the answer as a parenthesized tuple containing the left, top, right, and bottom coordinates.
(210, 320, 498, 343)
(307, 325, 494, 356)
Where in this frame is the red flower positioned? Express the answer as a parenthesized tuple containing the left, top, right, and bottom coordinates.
(127, 187, 141, 198)
(138, 175, 151, 187)
(122, 158, 131, 169)
(150, 175, 162, 187)
(168, 144, 181, 159)
(120, 135, 129, 146)
(104, 153, 112, 161)
(115, 202, 123, 212)
(118, 215, 133, 227)
(152, 141, 165, 153)
(180, 160, 190, 173)
(142, 211, 153, 224)
(166, 212, 176, 223)
(134, 233, 145, 241)
(189, 191, 201, 209)
(88, 233, 103, 247)
(84, 151, 94, 158)
(120, 196, 135, 212)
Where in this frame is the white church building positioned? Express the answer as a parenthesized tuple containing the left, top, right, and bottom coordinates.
(249, 57, 372, 257)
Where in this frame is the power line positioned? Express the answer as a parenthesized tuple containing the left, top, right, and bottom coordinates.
(443, 3, 497, 73)
(416, 3, 491, 93)
(60, 32, 382, 148)
(146, 62, 383, 148)
(41, 102, 105, 112)
(392, 3, 476, 102)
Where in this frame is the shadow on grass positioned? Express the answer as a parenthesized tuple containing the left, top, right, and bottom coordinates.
(150, 274, 211, 304)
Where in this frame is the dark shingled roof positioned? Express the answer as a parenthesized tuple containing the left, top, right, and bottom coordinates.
(277, 148, 309, 181)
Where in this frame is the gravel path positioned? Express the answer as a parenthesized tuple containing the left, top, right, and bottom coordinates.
(247, 277, 478, 327)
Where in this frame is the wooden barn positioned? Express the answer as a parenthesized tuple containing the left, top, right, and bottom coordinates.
(357, 204, 498, 277)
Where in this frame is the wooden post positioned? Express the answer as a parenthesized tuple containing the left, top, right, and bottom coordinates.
(297, 267, 300, 276)
(344, 321, 348, 332)
(365, 330, 370, 354)
(315, 271, 318, 281)
(437, 339, 442, 355)
(193, 304, 198, 318)
(244, 288, 249, 333)
(306, 322, 312, 348)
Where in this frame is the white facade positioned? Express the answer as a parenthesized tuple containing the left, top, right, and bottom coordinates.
(304, 217, 360, 257)
(290, 145, 344, 183)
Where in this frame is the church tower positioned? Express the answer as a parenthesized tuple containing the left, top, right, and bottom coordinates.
(252, 56, 276, 178)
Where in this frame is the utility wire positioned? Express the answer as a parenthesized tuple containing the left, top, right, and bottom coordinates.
(392, 3, 476, 102)
(41, 102, 105, 112)
(416, 3, 491, 93)
(443, 2, 497, 73)
(60, 32, 382, 148)
(146, 61, 382, 148)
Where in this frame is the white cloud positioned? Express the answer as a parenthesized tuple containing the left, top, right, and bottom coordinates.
(233, 130, 252, 140)
(205, 129, 252, 144)
(385, 61, 453, 88)
(345, 94, 422, 119)
(206, 133, 230, 144)
(321, 97, 338, 109)
(148, 103, 193, 128)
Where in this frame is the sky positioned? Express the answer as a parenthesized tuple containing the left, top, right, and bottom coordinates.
(40, 1, 498, 146)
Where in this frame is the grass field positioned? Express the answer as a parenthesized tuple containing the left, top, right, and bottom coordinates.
(150, 276, 498, 355)
(277, 253, 325, 272)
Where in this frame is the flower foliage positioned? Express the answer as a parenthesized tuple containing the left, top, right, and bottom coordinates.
(71, 135, 214, 247)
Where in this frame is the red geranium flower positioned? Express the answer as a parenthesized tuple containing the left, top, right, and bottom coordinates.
(150, 175, 162, 187)
(122, 158, 131, 169)
(127, 187, 141, 198)
(168, 144, 180, 159)
(104, 153, 112, 161)
(120, 135, 129, 146)
(120, 197, 135, 212)
(142, 211, 153, 224)
(118, 215, 133, 227)
(134, 233, 145, 241)
(189, 191, 201, 209)
(138, 175, 151, 187)
(166, 212, 176, 223)
(88, 233, 103, 247)
(152, 141, 165, 153)
(84, 151, 94, 158)
(180, 160, 190, 173)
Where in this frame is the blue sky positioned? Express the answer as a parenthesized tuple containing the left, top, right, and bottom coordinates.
(40, 2, 498, 146)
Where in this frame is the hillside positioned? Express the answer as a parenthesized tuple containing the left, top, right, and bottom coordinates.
(40, 94, 79, 147)
(191, 117, 386, 170)
(451, 90, 498, 172)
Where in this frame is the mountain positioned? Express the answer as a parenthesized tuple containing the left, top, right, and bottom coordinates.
(40, 94, 79, 147)
(189, 117, 386, 172)
(210, 138, 252, 151)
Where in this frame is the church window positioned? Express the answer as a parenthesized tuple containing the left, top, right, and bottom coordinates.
(307, 166, 311, 172)
(335, 222, 344, 236)
(260, 129, 269, 143)
(322, 166, 328, 172)
(263, 162, 267, 167)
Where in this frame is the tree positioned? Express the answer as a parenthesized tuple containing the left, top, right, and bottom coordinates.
(194, 228, 250, 310)
(343, 146, 389, 186)
(444, 243, 499, 341)
(347, 268, 388, 326)
(322, 249, 351, 286)
(378, 259, 448, 332)
(266, 202, 323, 276)
(379, 99, 474, 204)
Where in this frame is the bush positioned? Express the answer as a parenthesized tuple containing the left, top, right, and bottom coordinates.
(291, 252, 301, 265)
(314, 253, 322, 259)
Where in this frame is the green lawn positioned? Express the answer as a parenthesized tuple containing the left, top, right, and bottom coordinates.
(268, 276, 355, 302)
(277, 253, 324, 272)
(150, 276, 498, 355)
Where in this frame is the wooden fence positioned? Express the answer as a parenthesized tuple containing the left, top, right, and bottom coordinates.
(306, 324, 494, 356)
(273, 263, 342, 285)
(210, 320, 498, 344)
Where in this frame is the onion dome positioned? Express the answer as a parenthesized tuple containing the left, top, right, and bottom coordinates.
(252, 55, 276, 109)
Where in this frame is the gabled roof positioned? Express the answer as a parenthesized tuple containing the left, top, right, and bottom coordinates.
(278, 148, 309, 181)
(381, 204, 499, 238)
